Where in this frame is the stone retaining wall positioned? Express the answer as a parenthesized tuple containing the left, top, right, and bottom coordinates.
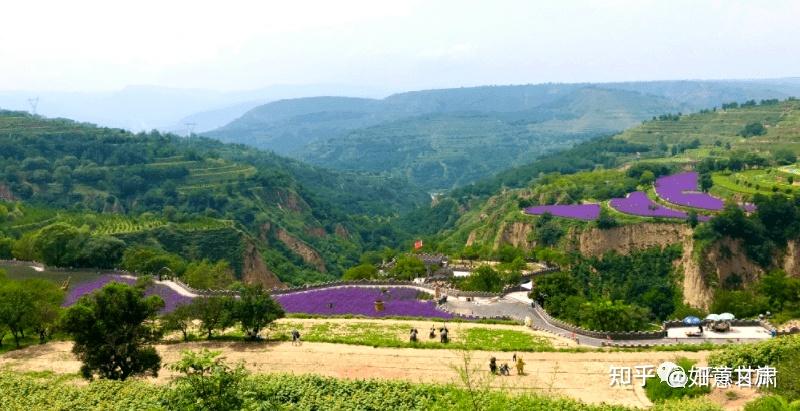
(533, 302, 666, 340)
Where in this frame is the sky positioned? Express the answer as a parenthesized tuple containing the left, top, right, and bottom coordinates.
(1, 0, 799, 92)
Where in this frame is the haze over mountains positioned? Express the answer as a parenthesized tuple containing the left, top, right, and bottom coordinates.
(205, 78, 800, 191)
(0, 84, 392, 133)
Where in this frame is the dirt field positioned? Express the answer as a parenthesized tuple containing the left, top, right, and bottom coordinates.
(0, 339, 716, 408)
(0, 319, 763, 409)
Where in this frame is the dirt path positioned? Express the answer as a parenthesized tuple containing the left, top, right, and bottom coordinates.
(1, 340, 711, 408)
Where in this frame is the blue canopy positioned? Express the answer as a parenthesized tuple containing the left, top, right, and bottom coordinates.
(683, 316, 702, 325)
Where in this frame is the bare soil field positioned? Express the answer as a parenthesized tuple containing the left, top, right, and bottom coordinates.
(1, 339, 714, 408)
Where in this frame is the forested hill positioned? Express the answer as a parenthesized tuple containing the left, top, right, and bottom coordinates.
(206, 79, 800, 191)
(0, 110, 428, 285)
(418, 97, 800, 251)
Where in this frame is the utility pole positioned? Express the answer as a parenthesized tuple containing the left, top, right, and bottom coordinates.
(27, 97, 39, 115)
(184, 122, 197, 137)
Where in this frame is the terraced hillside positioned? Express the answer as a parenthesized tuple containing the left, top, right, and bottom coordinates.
(434, 99, 800, 250)
(0, 111, 429, 285)
(618, 99, 800, 150)
(208, 80, 800, 191)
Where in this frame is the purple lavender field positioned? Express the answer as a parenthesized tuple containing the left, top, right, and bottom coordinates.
(609, 192, 712, 221)
(610, 191, 688, 219)
(523, 204, 600, 220)
(273, 286, 455, 319)
(655, 172, 724, 211)
(63, 275, 193, 313)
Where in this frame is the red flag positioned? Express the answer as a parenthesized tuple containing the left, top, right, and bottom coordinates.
(414, 240, 423, 250)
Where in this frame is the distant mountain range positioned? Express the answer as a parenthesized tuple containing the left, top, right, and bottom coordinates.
(0, 84, 392, 133)
(205, 79, 800, 191)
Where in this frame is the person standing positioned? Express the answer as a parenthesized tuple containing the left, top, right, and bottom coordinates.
(516, 356, 525, 375)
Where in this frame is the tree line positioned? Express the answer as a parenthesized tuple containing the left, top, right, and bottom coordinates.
(0, 271, 285, 381)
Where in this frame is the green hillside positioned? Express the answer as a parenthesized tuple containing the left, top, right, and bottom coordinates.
(0, 111, 429, 285)
(298, 88, 676, 190)
(207, 80, 799, 192)
(421, 98, 800, 253)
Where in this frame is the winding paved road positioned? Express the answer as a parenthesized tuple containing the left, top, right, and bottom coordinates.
(443, 292, 770, 347)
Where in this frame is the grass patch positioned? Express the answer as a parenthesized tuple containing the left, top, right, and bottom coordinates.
(644, 357, 711, 403)
(263, 320, 555, 352)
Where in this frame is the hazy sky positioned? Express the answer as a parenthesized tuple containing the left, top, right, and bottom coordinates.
(2, 0, 799, 92)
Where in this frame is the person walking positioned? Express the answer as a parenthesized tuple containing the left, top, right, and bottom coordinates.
(489, 357, 497, 374)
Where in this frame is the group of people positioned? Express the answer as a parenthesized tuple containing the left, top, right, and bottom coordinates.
(409, 325, 449, 343)
(490, 354, 525, 376)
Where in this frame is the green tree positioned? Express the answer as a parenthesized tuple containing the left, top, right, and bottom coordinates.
(24, 279, 64, 343)
(190, 296, 235, 339)
(12, 232, 39, 261)
(162, 304, 195, 342)
(165, 349, 248, 411)
(342, 263, 378, 280)
(596, 208, 617, 229)
(184, 260, 235, 289)
(699, 173, 713, 192)
(76, 236, 126, 268)
(740, 122, 766, 137)
(459, 265, 504, 292)
(710, 290, 770, 319)
(758, 270, 800, 311)
(531, 271, 580, 307)
(33, 222, 82, 266)
(390, 254, 425, 280)
(61, 282, 164, 380)
(578, 300, 650, 332)
(534, 213, 564, 247)
(0, 236, 13, 259)
(234, 285, 285, 340)
(639, 170, 655, 185)
(773, 149, 797, 166)
(0, 279, 35, 347)
(687, 210, 699, 228)
(121, 246, 186, 275)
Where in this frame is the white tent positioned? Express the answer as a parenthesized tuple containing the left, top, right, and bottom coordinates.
(520, 281, 533, 290)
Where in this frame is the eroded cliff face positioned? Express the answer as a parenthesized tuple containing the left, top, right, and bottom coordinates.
(680, 238, 763, 309)
(469, 218, 792, 309)
(241, 240, 285, 289)
(569, 223, 769, 310)
(275, 228, 327, 272)
(783, 240, 800, 278)
(572, 223, 691, 256)
(493, 221, 534, 250)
